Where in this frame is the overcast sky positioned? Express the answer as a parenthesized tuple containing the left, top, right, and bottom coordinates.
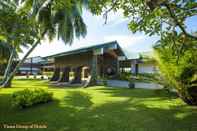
(19, 9, 197, 59)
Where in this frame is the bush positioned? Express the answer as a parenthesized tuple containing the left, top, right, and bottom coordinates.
(12, 88, 53, 108)
(115, 72, 131, 81)
(154, 39, 197, 105)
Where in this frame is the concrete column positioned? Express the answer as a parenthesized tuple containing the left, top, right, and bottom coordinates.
(59, 67, 70, 82)
(50, 67, 60, 81)
(117, 59, 120, 75)
(133, 60, 139, 75)
(88, 55, 98, 86)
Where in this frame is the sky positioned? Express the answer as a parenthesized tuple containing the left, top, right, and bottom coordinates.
(19, 9, 197, 59)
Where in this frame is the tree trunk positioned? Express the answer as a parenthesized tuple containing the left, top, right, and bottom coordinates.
(86, 55, 98, 87)
(59, 67, 70, 82)
(1, 30, 46, 88)
(71, 67, 82, 84)
(2, 75, 14, 88)
(1, 49, 15, 86)
(178, 87, 197, 106)
(50, 68, 61, 81)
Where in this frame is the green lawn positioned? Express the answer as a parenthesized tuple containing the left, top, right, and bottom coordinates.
(0, 79, 197, 131)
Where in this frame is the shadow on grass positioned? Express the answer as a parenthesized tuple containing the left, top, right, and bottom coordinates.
(0, 87, 197, 131)
(64, 91, 93, 108)
(56, 91, 197, 131)
(95, 88, 178, 99)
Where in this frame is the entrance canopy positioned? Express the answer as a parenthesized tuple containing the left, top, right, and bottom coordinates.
(46, 41, 127, 86)
(47, 41, 126, 59)
(47, 41, 127, 67)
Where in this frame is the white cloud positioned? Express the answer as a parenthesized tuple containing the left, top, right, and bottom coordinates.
(104, 35, 158, 59)
(104, 35, 145, 47)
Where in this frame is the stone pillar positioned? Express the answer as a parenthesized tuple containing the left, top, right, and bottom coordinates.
(134, 60, 139, 76)
(59, 67, 70, 82)
(117, 59, 120, 75)
(135, 64, 139, 76)
(71, 66, 82, 84)
(88, 55, 98, 86)
(50, 67, 60, 81)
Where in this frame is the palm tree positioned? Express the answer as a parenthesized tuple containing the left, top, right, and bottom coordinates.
(0, 42, 11, 64)
(1, 0, 88, 87)
(0, 41, 16, 85)
(0, 0, 38, 87)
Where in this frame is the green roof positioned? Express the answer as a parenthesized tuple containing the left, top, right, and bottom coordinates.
(45, 41, 127, 58)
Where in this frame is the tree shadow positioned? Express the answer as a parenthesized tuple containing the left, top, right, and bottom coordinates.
(95, 87, 178, 99)
(64, 91, 93, 109)
(0, 87, 197, 131)
(81, 100, 197, 131)
(51, 88, 197, 131)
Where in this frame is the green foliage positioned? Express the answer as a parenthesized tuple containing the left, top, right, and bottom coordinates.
(154, 39, 197, 105)
(0, 0, 39, 64)
(19, 0, 88, 44)
(114, 72, 158, 83)
(116, 72, 131, 81)
(89, 0, 197, 39)
(0, 0, 38, 50)
(12, 88, 53, 108)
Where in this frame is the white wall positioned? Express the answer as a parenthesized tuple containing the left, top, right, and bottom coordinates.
(131, 63, 158, 74)
(138, 64, 158, 74)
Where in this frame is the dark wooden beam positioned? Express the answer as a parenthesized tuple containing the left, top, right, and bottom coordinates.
(71, 66, 82, 84)
(50, 68, 60, 81)
(59, 67, 70, 82)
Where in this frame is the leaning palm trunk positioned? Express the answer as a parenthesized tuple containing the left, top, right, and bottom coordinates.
(1, 49, 15, 86)
(1, 31, 46, 88)
(1, 40, 40, 87)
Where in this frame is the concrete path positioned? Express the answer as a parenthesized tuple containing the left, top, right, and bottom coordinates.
(107, 80, 163, 89)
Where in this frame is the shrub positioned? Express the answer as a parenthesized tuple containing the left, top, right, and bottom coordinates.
(12, 88, 53, 108)
(115, 72, 131, 81)
(154, 39, 197, 105)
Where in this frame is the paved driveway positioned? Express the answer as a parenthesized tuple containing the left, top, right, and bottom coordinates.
(107, 80, 163, 89)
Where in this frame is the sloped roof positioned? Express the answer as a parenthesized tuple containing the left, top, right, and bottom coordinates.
(46, 41, 127, 58)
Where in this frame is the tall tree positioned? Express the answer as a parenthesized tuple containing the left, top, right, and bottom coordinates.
(1, 0, 88, 87)
(154, 36, 197, 105)
(0, 0, 38, 87)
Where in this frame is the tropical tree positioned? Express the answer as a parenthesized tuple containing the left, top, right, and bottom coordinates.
(154, 36, 197, 105)
(0, 0, 38, 87)
(1, 0, 87, 87)
(0, 42, 11, 64)
(88, 0, 197, 105)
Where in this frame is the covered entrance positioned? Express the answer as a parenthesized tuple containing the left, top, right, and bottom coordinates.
(47, 41, 126, 87)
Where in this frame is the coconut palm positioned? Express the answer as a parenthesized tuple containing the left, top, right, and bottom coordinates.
(1, 0, 88, 87)
(0, 41, 16, 85)
(0, 0, 38, 87)
(0, 42, 11, 64)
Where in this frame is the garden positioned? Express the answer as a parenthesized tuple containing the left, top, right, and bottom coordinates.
(0, 79, 197, 131)
(0, 0, 197, 130)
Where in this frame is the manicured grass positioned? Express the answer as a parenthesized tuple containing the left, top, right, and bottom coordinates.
(0, 79, 197, 131)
